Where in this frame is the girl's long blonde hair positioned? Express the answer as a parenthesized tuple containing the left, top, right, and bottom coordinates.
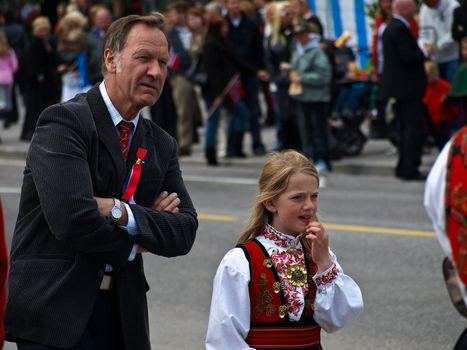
(238, 150, 320, 251)
(268, 1, 293, 46)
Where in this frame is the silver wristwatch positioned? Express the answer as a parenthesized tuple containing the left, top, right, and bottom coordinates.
(111, 198, 123, 221)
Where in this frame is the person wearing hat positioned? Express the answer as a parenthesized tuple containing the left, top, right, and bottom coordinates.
(284, 20, 332, 174)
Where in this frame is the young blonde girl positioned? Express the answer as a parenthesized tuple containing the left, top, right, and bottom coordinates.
(206, 150, 363, 350)
(0, 31, 18, 123)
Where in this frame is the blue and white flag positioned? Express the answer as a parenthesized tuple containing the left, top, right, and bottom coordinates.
(309, 0, 375, 69)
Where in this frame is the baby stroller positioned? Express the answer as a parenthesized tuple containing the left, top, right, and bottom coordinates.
(329, 78, 373, 157)
(323, 34, 372, 157)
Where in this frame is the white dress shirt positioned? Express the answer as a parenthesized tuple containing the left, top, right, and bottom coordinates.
(99, 82, 140, 267)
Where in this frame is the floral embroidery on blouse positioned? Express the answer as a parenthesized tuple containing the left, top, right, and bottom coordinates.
(263, 224, 308, 320)
(315, 263, 339, 286)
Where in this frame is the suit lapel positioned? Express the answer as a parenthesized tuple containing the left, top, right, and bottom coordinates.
(87, 86, 127, 188)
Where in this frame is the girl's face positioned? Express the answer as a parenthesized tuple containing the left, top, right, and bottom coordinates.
(35, 25, 51, 40)
(188, 14, 203, 31)
(265, 172, 318, 236)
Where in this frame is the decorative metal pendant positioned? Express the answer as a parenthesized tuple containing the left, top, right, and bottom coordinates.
(272, 281, 281, 294)
(287, 247, 298, 255)
(278, 305, 288, 318)
(263, 258, 273, 268)
(287, 265, 307, 287)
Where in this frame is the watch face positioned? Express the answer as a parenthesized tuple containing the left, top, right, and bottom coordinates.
(112, 207, 123, 220)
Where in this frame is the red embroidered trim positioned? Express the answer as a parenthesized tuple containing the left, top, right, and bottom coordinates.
(315, 264, 339, 286)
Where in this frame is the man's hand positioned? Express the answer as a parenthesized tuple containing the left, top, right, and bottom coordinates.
(94, 196, 128, 226)
(152, 191, 180, 213)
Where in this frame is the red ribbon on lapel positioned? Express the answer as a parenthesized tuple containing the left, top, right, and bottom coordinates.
(121, 147, 147, 202)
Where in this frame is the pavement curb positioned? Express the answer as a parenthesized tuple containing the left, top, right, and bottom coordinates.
(0, 124, 438, 178)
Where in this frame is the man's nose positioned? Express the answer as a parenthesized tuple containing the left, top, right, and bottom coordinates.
(148, 60, 163, 77)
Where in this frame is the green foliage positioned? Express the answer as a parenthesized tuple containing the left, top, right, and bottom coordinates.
(365, 1, 379, 23)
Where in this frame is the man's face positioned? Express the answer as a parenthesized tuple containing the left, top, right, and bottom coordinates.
(400, 0, 417, 20)
(227, 0, 241, 18)
(104, 24, 169, 118)
(94, 8, 112, 32)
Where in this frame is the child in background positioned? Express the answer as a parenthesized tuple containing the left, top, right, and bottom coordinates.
(423, 60, 458, 149)
(448, 36, 467, 131)
(0, 31, 18, 143)
(206, 150, 363, 350)
(288, 21, 332, 174)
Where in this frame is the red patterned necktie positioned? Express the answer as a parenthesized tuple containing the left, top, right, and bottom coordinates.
(117, 121, 134, 160)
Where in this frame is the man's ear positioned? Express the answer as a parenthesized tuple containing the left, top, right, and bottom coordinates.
(263, 199, 276, 213)
(103, 49, 117, 73)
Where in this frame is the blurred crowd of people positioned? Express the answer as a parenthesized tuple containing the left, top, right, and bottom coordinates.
(0, 0, 467, 178)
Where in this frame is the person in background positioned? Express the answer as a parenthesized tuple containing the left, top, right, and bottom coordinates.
(381, 0, 427, 181)
(423, 60, 457, 149)
(5, 14, 198, 350)
(286, 20, 332, 174)
(452, 0, 467, 59)
(21, 16, 59, 142)
(206, 150, 363, 349)
(58, 27, 91, 102)
(150, 11, 179, 140)
(0, 30, 18, 144)
(87, 4, 113, 85)
(56, 10, 90, 102)
(252, 0, 278, 129)
(201, 13, 270, 165)
(447, 35, 467, 130)
(225, 0, 267, 156)
(289, 0, 324, 37)
(424, 126, 467, 350)
(370, 0, 418, 139)
(419, 0, 459, 83)
(264, 1, 301, 152)
(167, 1, 202, 156)
(186, 6, 206, 144)
(0, 8, 28, 130)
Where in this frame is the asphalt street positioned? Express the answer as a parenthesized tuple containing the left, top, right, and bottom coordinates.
(1, 152, 465, 350)
(1, 110, 461, 349)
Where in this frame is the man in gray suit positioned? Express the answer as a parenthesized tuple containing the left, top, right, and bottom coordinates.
(5, 14, 198, 350)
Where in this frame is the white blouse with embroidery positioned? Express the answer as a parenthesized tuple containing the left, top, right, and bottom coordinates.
(205, 225, 364, 350)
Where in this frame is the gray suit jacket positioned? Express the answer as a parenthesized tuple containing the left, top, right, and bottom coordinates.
(5, 85, 198, 349)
